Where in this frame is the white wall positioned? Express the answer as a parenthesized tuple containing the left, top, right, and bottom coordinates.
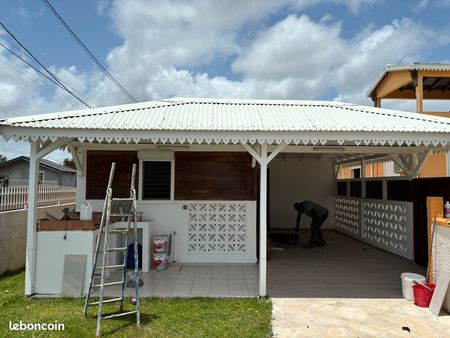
(88, 200, 257, 264)
(269, 155, 335, 229)
(34, 230, 97, 295)
(0, 203, 75, 275)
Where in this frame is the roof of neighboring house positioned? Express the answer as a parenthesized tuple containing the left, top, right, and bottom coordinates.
(0, 97, 449, 146)
(0, 156, 76, 173)
(367, 62, 450, 98)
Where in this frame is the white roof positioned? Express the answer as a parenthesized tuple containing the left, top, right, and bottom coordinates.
(1, 97, 449, 146)
(367, 62, 450, 98)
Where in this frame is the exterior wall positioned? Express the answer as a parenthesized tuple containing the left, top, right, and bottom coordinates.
(75, 145, 258, 266)
(419, 152, 447, 178)
(87, 200, 257, 264)
(0, 203, 75, 275)
(0, 161, 76, 186)
(269, 156, 335, 229)
(34, 230, 97, 295)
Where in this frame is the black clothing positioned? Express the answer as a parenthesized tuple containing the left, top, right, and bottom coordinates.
(294, 201, 329, 246)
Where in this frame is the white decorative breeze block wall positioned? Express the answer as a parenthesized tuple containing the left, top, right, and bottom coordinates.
(334, 197, 413, 259)
(188, 203, 247, 254)
(334, 197, 361, 238)
(362, 200, 413, 259)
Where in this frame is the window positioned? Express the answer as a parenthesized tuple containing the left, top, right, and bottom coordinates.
(336, 181, 348, 196)
(366, 180, 383, 199)
(387, 180, 412, 202)
(349, 181, 361, 197)
(38, 171, 45, 183)
(351, 168, 361, 179)
(141, 161, 172, 200)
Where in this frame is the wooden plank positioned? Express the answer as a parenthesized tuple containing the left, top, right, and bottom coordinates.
(86, 151, 138, 199)
(416, 73, 424, 113)
(376, 71, 413, 99)
(384, 89, 450, 100)
(174, 152, 255, 200)
(426, 196, 444, 283)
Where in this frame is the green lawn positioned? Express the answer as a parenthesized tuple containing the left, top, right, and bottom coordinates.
(0, 270, 272, 337)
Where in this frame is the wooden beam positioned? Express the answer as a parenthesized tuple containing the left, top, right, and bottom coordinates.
(411, 149, 432, 177)
(376, 71, 413, 99)
(241, 143, 262, 164)
(335, 164, 341, 178)
(36, 137, 71, 159)
(391, 154, 412, 177)
(416, 72, 424, 113)
(376, 98, 381, 108)
(420, 70, 450, 77)
(428, 77, 442, 91)
(266, 143, 286, 164)
(68, 145, 83, 176)
(383, 89, 450, 99)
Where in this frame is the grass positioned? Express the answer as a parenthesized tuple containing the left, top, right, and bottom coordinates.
(0, 270, 272, 337)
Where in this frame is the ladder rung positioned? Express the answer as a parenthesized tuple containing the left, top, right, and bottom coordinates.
(110, 213, 133, 217)
(95, 264, 125, 270)
(105, 229, 129, 234)
(112, 198, 134, 202)
(88, 297, 123, 307)
(93, 280, 124, 288)
(101, 247, 127, 252)
(103, 310, 136, 320)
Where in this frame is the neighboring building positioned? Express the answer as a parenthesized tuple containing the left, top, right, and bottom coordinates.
(338, 62, 450, 179)
(0, 156, 76, 187)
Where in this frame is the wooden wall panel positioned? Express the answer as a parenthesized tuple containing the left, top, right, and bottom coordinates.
(175, 152, 255, 201)
(86, 151, 138, 199)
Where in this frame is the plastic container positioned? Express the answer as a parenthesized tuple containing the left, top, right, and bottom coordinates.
(445, 201, 450, 218)
(401, 273, 426, 301)
(80, 202, 93, 221)
(413, 283, 436, 307)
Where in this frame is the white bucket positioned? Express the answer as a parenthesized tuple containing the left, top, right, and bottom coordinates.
(80, 202, 93, 221)
(401, 272, 425, 301)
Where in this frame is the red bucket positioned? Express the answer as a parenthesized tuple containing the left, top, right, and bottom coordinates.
(413, 283, 436, 307)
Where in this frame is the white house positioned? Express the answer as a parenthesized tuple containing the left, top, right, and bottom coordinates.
(1, 97, 449, 297)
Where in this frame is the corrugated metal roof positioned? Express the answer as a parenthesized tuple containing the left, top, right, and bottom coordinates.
(1, 97, 449, 146)
(367, 62, 450, 98)
(0, 156, 76, 172)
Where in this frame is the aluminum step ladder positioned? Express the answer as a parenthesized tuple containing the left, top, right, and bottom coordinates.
(83, 163, 140, 338)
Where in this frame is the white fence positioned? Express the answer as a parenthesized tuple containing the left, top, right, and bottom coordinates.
(0, 184, 76, 212)
(334, 196, 414, 259)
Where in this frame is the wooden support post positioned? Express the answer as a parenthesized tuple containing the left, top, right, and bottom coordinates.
(416, 72, 424, 113)
(361, 157, 366, 198)
(25, 141, 39, 295)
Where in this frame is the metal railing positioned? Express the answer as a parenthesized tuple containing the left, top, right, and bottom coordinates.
(0, 184, 76, 212)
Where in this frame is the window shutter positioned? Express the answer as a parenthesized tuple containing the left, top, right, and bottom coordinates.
(142, 161, 171, 200)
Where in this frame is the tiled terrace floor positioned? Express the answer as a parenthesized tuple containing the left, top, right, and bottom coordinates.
(92, 263, 258, 298)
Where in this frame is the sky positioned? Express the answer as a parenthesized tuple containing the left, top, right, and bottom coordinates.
(1, 0, 450, 163)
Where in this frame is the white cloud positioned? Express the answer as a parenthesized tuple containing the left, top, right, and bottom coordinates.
(2, 0, 450, 163)
(412, 0, 429, 13)
(334, 18, 438, 104)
